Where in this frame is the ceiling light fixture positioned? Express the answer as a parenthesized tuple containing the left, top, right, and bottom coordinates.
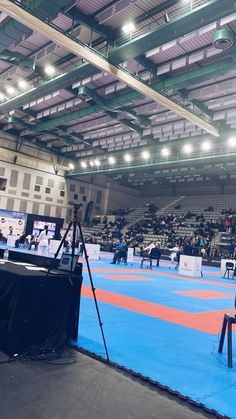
(94, 159, 101, 166)
(89, 161, 94, 167)
(81, 161, 87, 168)
(161, 147, 170, 157)
(18, 80, 27, 89)
(44, 64, 55, 76)
(0, 92, 5, 100)
(108, 156, 115, 164)
(183, 144, 193, 154)
(6, 86, 16, 95)
(201, 141, 212, 151)
(124, 154, 132, 162)
(141, 150, 150, 159)
(122, 21, 136, 34)
(228, 137, 236, 147)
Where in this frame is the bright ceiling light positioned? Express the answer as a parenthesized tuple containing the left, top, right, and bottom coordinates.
(161, 147, 170, 157)
(108, 156, 115, 164)
(94, 159, 101, 166)
(89, 161, 94, 167)
(0, 92, 5, 100)
(228, 137, 236, 147)
(122, 21, 136, 34)
(81, 161, 87, 168)
(6, 86, 16, 95)
(183, 143, 193, 154)
(201, 141, 212, 151)
(44, 64, 55, 76)
(69, 162, 74, 170)
(18, 80, 27, 89)
(142, 150, 150, 159)
(124, 153, 132, 162)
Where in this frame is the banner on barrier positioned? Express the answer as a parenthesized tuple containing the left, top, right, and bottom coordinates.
(179, 255, 202, 277)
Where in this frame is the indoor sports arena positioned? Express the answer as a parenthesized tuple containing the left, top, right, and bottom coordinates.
(0, 1, 236, 418)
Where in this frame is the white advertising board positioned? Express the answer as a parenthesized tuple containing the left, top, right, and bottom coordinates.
(79, 243, 100, 260)
(48, 240, 63, 256)
(179, 255, 202, 277)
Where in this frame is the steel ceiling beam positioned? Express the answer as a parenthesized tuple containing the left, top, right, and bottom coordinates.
(135, 0, 178, 24)
(25, 59, 233, 133)
(20, 107, 93, 147)
(0, 1, 219, 137)
(67, 6, 118, 41)
(8, 116, 73, 144)
(0, 0, 233, 121)
(78, 85, 149, 134)
(108, 0, 236, 63)
(69, 8, 212, 128)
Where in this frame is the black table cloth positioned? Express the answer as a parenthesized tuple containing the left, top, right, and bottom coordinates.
(0, 262, 82, 356)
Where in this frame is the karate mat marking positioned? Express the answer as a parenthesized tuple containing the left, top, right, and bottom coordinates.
(77, 258, 236, 418)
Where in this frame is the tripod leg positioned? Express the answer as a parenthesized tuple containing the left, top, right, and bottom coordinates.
(68, 220, 78, 282)
(77, 220, 110, 361)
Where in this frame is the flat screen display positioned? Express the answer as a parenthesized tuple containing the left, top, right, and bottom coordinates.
(33, 221, 56, 238)
(58, 253, 78, 271)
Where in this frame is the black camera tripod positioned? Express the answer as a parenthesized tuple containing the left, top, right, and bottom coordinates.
(47, 206, 109, 361)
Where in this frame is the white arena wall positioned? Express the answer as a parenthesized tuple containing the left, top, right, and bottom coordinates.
(0, 134, 139, 223)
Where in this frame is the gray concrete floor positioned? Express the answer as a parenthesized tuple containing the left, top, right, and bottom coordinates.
(0, 350, 218, 419)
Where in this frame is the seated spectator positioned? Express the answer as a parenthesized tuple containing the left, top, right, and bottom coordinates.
(87, 235, 97, 244)
(28, 233, 39, 251)
(0, 229, 7, 243)
(110, 239, 128, 264)
(15, 231, 27, 248)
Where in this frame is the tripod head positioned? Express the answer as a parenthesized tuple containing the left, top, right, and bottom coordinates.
(72, 204, 82, 223)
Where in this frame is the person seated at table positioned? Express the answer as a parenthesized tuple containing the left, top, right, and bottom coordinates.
(15, 231, 27, 248)
(0, 229, 7, 243)
(87, 235, 97, 244)
(110, 239, 128, 264)
(28, 233, 39, 250)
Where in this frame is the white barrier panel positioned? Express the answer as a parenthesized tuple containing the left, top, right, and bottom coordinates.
(179, 255, 202, 277)
(48, 240, 63, 256)
(79, 243, 100, 260)
(7, 235, 17, 247)
(127, 247, 134, 263)
(220, 259, 235, 278)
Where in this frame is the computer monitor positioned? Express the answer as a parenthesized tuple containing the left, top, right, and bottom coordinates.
(58, 253, 78, 272)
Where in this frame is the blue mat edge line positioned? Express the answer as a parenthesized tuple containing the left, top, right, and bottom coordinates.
(71, 344, 229, 419)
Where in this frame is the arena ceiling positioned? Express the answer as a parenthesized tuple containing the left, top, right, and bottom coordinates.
(1, 0, 236, 188)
